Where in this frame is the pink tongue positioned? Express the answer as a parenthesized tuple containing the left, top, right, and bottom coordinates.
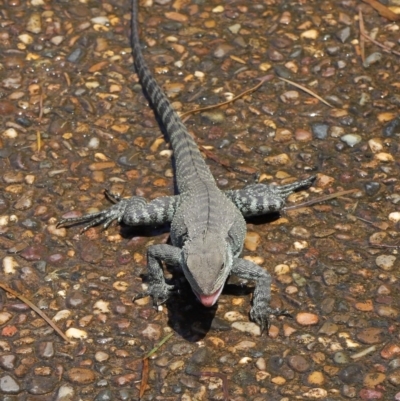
(198, 288, 222, 307)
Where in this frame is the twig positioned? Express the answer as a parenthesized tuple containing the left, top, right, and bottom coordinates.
(139, 332, 174, 400)
(200, 146, 233, 171)
(37, 131, 42, 152)
(278, 77, 334, 108)
(63, 72, 71, 86)
(180, 75, 273, 119)
(139, 357, 149, 400)
(369, 243, 400, 249)
(0, 282, 71, 343)
(359, 10, 366, 63)
(143, 332, 174, 359)
(361, 0, 400, 21)
(38, 88, 44, 121)
(361, 30, 400, 57)
(283, 189, 358, 211)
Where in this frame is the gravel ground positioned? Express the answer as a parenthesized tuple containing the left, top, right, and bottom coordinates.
(0, 0, 400, 400)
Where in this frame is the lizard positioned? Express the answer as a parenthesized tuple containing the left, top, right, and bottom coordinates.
(58, 0, 315, 332)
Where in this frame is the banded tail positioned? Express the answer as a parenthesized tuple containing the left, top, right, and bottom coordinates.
(131, 0, 215, 191)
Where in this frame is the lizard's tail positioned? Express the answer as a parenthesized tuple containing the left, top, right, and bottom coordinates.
(131, 0, 214, 189)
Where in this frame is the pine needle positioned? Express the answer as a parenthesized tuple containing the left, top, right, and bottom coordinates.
(180, 74, 273, 119)
(0, 281, 71, 343)
(283, 189, 358, 211)
(278, 77, 334, 108)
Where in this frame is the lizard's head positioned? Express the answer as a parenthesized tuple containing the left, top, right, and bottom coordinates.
(183, 236, 232, 307)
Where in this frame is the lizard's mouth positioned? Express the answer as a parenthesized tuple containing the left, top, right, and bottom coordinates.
(195, 286, 224, 307)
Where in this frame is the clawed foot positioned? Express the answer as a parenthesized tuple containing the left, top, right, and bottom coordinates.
(250, 304, 292, 334)
(133, 282, 176, 307)
(57, 197, 129, 233)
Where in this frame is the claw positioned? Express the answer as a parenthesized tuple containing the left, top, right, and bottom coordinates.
(251, 306, 292, 334)
(133, 283, 175, 307)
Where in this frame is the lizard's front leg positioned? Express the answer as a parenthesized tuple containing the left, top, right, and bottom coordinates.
(231, 258, 289, 332)
(225, 176, 315, 217)
(58, 194, 179, 232)
(134, 244, 182, 306)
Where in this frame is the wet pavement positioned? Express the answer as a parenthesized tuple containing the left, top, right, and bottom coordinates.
(0, 0, 400, 400)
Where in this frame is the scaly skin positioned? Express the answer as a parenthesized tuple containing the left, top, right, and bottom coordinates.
(58, 0, 315, 332)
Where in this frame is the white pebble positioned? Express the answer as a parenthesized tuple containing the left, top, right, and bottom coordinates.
(224, 311, 245, 322)
(50, 35, 64, 45)
(228, 24, 241, 34)
(3, 256, 19, 274)
(47, 224, 67, 237)
(375, 152, 394, 162)
(18, 34, 34, 45)
(194, 71, 205, 80)
(389, 212, 400, 223)
(232, 321, 261, 336)
(87, 137, 100, 149)
(52, 309, 71, 322)
(91, 16, 110, 25)
(65, 328, 88, 339)
(3, 128, 18, 139)
(113, 281, 128, 292)
(340, 134, 362, 147)
(160, 150, 173, 158)
(368, 138, 383, 153)
(239, 357, 252, 364)
(301, 29, 319, 39)
(274, 264, 290, 275)
(95, 351, 109, 362)
(0, 215, 10, 226)
(212, 5, 224, 12)
(302, 388, 327, 399)
(294, 240, 308, 250)
(93, 300, 110, 313)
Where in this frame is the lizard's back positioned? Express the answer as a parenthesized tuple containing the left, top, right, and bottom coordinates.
(131, 0, 246, 251)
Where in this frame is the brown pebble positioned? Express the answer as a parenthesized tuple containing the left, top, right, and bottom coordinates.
(295, 128, 312, 141)
(66, 368, 96, 384)
(388, 369, 400, 386)
(287, 355, 310, 373)
(264, 153, 290, 166)
(141, 323, 161, 341)
(244, 231, 261, 251)
(79, 240, 103, 264)
(296, 312, 319, 326)
(375, 304, 399, 319)
(381, 343, 400, 359)
(165, 11, 188, 22)
(356, 327, 385, 345)
(363, 372, 386, 388)
(355, 300, 373, 312)
(307, 371, 325, 385)
(0, 100, 16, 115)
(88, 162, 116, 171)
(112, 373, 137, 386)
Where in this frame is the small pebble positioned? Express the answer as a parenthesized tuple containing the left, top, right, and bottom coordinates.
(287, 355, 310, 372)
(340, 134, 361, 147)
(296, 312, 319, 326)
(244, 231, 261, 251)
(65, 328, 88, 339)
(66, 368, 96, 384)
(231, 321, 261, 336)
(375, 254, 396, 271)
(307, 371, 325, 385)
(312, 123, 329, 140)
